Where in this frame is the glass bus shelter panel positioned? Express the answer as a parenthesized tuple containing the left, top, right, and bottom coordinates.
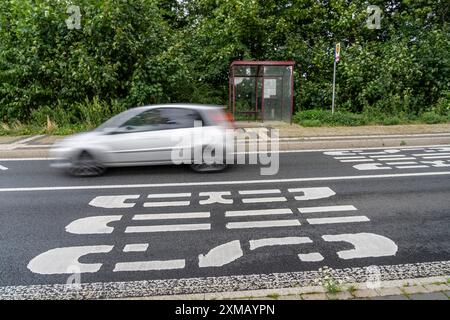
(263, 77, 283, 121)
(282, 66, 293, 123)
(234, 77, 260, 115)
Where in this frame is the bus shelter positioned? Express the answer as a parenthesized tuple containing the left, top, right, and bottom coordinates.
(229, 61, 295, 122)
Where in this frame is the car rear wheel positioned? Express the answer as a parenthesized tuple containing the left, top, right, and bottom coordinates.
(68, 151, 106, 177)
(189, 145, 228, 173)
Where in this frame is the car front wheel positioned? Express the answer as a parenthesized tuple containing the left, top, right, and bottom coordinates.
(68, 151, 106, 177)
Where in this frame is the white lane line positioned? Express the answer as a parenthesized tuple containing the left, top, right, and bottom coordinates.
(385, 162, 418, 165)
(147, 193, 191, 198)
(334, 156, 366, 160)
(395, 165, 429, 169)
(125, 223, 210, 233)
(144, 193, 191, 207)
(2, 171, 450, 192)
(0, 165, 8, 171)
(298, 205, 357, 214)
(242, 197, 287, 203)
(144, 201, 190, 207)
(370, 155, 407, 158)
(123, 243, 149, 252)
(371, 157, 416, 161)
(133, 212, 210, 220)
(114, 259, 185, 272)
(413, 152, 450, 157)
(226, 220, 300, 229)
(307, 216, 370, 225)
(340, 159, 374, 162)
(422, 155, 450, 159)
(238, 189, 281, 195)
(249, 237, 312, 251)
(358, 151, 389, 155)
(225, 208, 292, 217)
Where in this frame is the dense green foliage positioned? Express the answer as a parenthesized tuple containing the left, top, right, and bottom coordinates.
(0, 0, 449, 129)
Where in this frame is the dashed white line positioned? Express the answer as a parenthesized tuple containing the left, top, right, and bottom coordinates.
(372, 157, 416, 161)
(385, 162, 418, 165)
(395, 165, 429, 169)
(133, 212, 210, 220)
(298, 205, 357, 214)
(226, 220, 301, 229)
(307, 216, 370, 224)
(422, 155, 450, 159)
(225, 208, 292, 217)
(340, 159, 375, 162)
(123, 243, 149, 252)
(238, 189, 281, 195)
(241, 197, 287, 203)
(0, 165, 8, 171)
(113, 259, 185, 272)
(125, 223, 211, 233)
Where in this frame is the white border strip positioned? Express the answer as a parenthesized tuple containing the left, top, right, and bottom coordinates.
(1, 171, 450, 192)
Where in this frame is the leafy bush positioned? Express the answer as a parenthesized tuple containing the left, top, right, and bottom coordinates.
(381, 117, 401, 126)
(420, 111, 447, 124)
(294, 109, 367, 126)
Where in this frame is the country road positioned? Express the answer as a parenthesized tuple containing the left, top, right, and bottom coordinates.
(0, 145, 449, 299)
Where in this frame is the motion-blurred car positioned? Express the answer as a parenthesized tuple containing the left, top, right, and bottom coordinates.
(50, 104, 235, 176)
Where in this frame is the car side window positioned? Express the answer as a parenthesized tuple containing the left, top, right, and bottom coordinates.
(120, 109, 169, 132)
(160, 108, 204, 129)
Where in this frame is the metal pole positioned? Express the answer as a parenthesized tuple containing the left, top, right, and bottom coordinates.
(332, 58, 336, 114)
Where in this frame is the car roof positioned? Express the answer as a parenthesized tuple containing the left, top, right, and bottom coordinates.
(133, 103, 226, 112)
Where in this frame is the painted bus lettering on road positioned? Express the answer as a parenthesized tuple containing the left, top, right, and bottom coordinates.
(27, 185, 399, 276)
(325, 147, 450, 171)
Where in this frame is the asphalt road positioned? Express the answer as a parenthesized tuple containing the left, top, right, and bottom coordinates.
(0, 145, 449, 298)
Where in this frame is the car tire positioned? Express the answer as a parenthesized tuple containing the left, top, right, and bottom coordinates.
(190, 145, 228, 173)
(68, 151, 106, 177)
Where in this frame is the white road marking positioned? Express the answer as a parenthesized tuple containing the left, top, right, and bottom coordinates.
(241, 197, 287, 203)
(225, 208, 292, 217)
(114, 259, 185, 272)
(372, 157, 416, 161)
(353, 163, 392, 170)
(238, 189, 281, 195)
(144, 201, 190, 207)
(125, 223, 210, 233)
(144, 193, 191, 207)
(198, 240, 243, 268)
(340, 159, 374, 162)
(2, 171, 450, 192)
(65, 215, 122, 234)
(334, 156, 366, 160)
(395, 165, 429, 169)
(89, 195, 139, 208)
(133, 212, 210, 220)
(421, 160, 450, 167)
(324, 151, 356, 156)
(249, 237, 312, 251)
(226, 220, 300, 229)
(199, 191, 232, 205)
(370, 155, 407, 158)
(27, 245, 114, 274)
(322, 233, 398, 259)
(0, 165, 8, 171)
(123, 243, 149, 252)
(147, 193, 191, 198)
(413, 152, 450, 157)
(307, 216, 370, 225)
(298, 205, 357, 214)
(298, 252, 324, 262)
(288, 187, 336, 200)
(422, 155, 450, 159)
(385, 161, 418, 165)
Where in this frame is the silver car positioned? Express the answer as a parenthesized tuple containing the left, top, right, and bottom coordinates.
(50, 104, 235, 176)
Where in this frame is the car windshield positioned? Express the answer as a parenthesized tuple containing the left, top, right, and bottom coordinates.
(95, 108, 143, 132)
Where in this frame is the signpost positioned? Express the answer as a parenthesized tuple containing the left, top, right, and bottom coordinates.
(332, 43, 340, 114)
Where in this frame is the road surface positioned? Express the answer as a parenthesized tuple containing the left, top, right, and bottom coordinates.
(0, 145, 449, 298)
